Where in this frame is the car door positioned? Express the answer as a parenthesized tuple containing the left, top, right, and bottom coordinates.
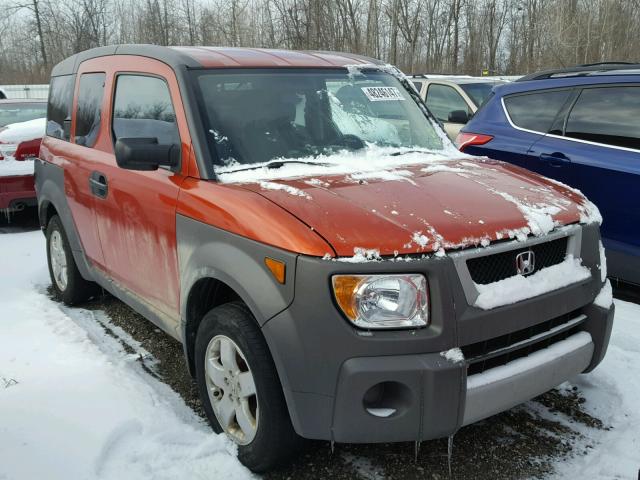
(43, 73, 105, 267)
(89, 59, 190, 331)
(425, 83, 471, 139)
(532, 84, 640, 282)
(502, 88, 575, 181)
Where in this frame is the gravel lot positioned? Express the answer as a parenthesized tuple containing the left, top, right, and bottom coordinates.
(4, 209, 620, 479)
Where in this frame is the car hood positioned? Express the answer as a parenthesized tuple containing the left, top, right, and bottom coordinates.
(229, 157, 597, 257)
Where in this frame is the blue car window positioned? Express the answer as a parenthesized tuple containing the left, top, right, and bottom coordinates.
(565, 86, 640, 150)
(504, 89, 571, 133)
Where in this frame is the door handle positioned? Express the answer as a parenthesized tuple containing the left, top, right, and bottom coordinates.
(89, 171, 108, 199)
(540, 152, 570, 167)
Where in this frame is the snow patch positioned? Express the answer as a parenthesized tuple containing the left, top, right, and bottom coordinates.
(335, 247, 381, 263)
(258, 181, 311, 199)
(0, 158, 34, 177)
(0, 231, 252, 480)
(0, 117, 45, 143)
(440, 348, 465, 364)
(411, 232, 429, 247)
(304, 178, 330, 188)
(216, 146, 463, 184)
(598, 241, 607, 282)
(474, 255, 592, 310)
(543, 176, 603, 226)
(593, 280, 613, 309)
(348, 169, 415, 184)
(488, 187, 560, 236)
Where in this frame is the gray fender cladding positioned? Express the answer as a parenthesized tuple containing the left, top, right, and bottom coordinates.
(176, 213, 297, 327)
(35, 159, 94, 282)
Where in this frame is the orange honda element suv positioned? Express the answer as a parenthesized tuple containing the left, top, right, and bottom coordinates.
(36, 45, 614, 472)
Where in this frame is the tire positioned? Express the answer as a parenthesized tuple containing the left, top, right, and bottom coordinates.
(195, 302, 301, 472)
(46, 214, 98, 305)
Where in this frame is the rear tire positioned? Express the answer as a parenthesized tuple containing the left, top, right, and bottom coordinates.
(195, 302, 302, 472)
(46, 214, 98, 305)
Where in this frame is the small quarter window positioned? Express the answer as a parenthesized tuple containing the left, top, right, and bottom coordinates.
(504, 90, 571, 133)
(75, 73, 106, 148)
(46, 74, 76, 141)
(565, 86, 640, 150)
(112, 75, 179, 146)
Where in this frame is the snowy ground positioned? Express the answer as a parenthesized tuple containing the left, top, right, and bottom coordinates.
(0, 230, 253, 480)
(0, 226, 638, 479)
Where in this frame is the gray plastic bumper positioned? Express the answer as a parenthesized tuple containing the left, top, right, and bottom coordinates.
(463, 331, 594, 426)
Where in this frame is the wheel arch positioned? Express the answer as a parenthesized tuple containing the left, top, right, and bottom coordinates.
(183, 275, 245, 376)
(35, 159, 94, 281)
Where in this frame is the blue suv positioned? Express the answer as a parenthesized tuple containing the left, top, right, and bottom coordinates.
(458, 64, 640, 286)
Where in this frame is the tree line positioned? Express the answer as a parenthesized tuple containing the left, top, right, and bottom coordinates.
(1, 0, 639, 84)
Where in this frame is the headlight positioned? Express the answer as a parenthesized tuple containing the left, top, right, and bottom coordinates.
(332, 274, 429, 329)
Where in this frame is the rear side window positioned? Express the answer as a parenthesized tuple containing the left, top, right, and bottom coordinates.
(504, 90, 571, 133)
(425, 84, 469, 122)
(565, 86, 640, 150)
(47, 74, 76, 140)
(75, 73, 106, 148)
(112, 75, 179, 146)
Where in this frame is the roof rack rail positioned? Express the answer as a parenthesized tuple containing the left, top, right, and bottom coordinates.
(516, 62, 640, 82)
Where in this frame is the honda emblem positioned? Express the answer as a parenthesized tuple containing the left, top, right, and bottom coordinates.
(515, 250, 536, 275)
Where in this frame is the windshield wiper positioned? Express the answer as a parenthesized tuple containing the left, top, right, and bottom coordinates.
(390, 149, 431, 156)
(220, 159, 331, 173)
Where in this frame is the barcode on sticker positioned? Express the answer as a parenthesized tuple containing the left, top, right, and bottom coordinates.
(361, 86, 405, 102)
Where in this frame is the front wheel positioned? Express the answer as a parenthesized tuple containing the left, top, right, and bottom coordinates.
(195, 302, 301, 472)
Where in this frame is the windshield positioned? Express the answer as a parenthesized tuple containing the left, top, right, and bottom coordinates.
(460, 82, 502, 107)
(0, 102, 47, 127)
(193, 69, 445, 169)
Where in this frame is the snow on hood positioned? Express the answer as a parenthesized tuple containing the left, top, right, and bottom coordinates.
(218, 148, 601, 258)
(0, 117, 46, 143)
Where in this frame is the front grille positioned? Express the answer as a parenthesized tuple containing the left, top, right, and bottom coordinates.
(467, 237, 568, 285)
(462, 310, 584, 376)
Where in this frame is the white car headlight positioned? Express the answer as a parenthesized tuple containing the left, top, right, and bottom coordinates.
(332, 274, 429, 329)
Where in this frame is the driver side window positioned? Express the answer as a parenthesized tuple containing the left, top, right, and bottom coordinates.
(112, 75, 180, 146)
(425, 83, 469, 122)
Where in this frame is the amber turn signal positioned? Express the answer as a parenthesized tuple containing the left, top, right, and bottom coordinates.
(332, 275, 363, 321)
(265, 257, 286, 284)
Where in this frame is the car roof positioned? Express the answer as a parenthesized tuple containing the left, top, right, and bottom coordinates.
(51, 45, 385, 77)
(0, 98, 47, 104)
(516, 62, 640, 81)
(492, 70, 640, 97)
(409, 75, 506, 85)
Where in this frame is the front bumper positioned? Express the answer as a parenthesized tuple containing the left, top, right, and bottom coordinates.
(261, 223, 614, 442)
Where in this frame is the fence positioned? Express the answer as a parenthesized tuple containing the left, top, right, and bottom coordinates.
(0, 84, 49, 100)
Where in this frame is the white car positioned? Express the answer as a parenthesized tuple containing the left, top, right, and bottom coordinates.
(410, 76, 506, 139)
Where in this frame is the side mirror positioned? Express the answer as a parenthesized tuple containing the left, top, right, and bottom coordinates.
(448, 110, 470, 124)
(115, 137, 180, 171)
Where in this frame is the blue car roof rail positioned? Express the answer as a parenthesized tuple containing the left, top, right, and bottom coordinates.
(517, 63, 640, 82)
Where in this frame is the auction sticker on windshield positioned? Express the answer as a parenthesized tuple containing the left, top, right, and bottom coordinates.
(361, 86, 405, 102)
